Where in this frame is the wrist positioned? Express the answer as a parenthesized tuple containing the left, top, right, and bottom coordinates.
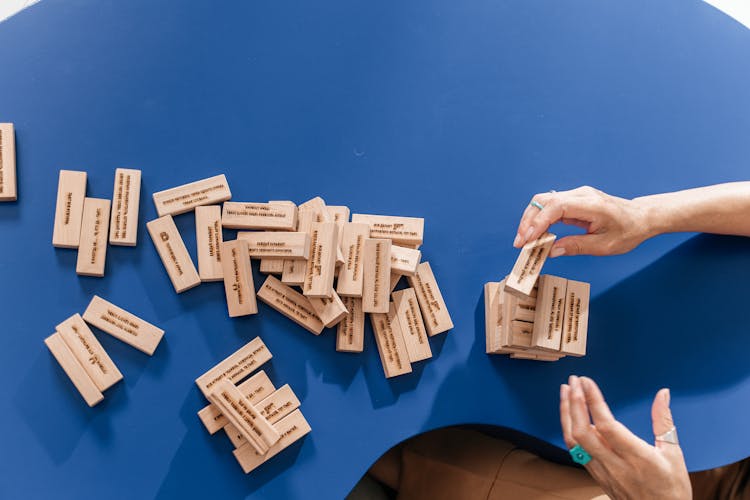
(631, 195, 669, 241)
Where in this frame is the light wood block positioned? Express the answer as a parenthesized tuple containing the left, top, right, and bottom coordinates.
(336, 297, 364, 352)
(407, 261, 453, 336)
(82, 295, 164, 355)
(146, 215, 201, 293)
(390, 245, 421, 276)
(260, 259, 285, 274)
(56, 314, 123, 392)
(195, 336, 272, 398)
(531, 275, 568, 352)
(510, 352, 563, 361)
(303, 222, 338, 298)
(514, 299, 536, 322)
(44, 332, 104, 407)
(328, 206, 349, 267)
(224, 384, 301, 448)
(222, 202, 297, 230)
(108, 168, 141, 246)
(560, 279, 590, 356)
(152, 174, 231, 217)
(504, 233, 556, 298)
(309, 290, 348, 328)
(0, 123, 16, 201)
(362, 238, 391, 313)
(370, 302, 412, 378)
(195, 205, 223, 282)
(484, 281, 503, 354)
(257, 275, 325, 335)
(392, 288, 432, 363)
(238, 231, 310, 260)
(509, 320, 534, 348)
(233, 409, 311, 474)
(336, 223, 369, 297)
(76, 197, 111, 277)
(281, 208, 314, 285)
(299, 197, 344, 262)
(351, 213, 424, 246)
(389, 273, 402, 293)
(221, 239, 258, 317)
(198, 371, 275, 435)
(52, 170, 87, 248)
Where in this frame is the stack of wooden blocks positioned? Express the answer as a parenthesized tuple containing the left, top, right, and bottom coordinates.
(195, 337, 311, 474)
(485, 233, 590, 361)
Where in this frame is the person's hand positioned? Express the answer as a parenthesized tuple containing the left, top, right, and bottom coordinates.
(514, 186, 650, 257)
(560, 376, 691, 500)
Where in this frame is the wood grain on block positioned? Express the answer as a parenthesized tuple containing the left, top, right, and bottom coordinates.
(224, 384, 301, 448)
(370, 303, 412, 378)
(233, 409, 311, 474)
(195, 336, 272, 398)
(514, 295, 537, 322)
(362, 238, 391, 313)
(52, 170, 87, 248)
(56, 314, 122, 392)
(300, 198, 345, 264)
(109, 168, 141, 246)
(195, 205, 223, 282)
(336, 297, 364, 353)
(389, 273, 402, 293)
(221, 240, 258, 317)
(82, 295, 164, 355)
(152, 174, 231, 216)
(222, 202, 297, 230)
(392, 288, 432, 362)
(560, 279, 590, 356)
(351, 213, 424, 246)
(407, 262, 453, 336)
(303, 222, 338, 298)
(257, 275, 324, 335)
(336, 223, 369, 297)
(484, 281, 503, 354)
(198, 371, 275, 435)
(504, 233, 556, 298)
(282, 207, 314, 285)
(532, 275, 568, 352)
(509, 320, 533, 348)
(390, 245, 421, 276)
(44, 332, 104, 407)
(0, 123, 16, 201)
(309, 290, 348, 328)
(76, 197, 110, 277)
(510, 352, 563, 361)
(238, 231, 310, 260)
(327, 205, 349, 264)
(146, 215, 201, 293)
(259, 258, 285, 274)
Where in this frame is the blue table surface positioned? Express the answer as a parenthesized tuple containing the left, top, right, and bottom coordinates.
(1, 1, 749, 498)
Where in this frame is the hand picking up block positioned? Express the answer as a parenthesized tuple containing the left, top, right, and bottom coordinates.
(504, 233, 556, 298)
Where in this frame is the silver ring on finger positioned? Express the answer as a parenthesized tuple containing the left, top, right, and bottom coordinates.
(655, 426, 679, 445)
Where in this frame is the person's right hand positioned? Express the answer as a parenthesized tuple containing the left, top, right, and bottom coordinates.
(514, 186, 650, 257)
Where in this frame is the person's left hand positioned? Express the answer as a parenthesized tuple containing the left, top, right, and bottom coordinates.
(560, 376, 691, 500)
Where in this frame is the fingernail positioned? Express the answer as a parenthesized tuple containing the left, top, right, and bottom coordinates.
(513, 233, 522, 247)
(568, 375, 577, 386)
(550, 247, 566, 258)
(560, 384, 569, 398)
(525, 226, 535, 241)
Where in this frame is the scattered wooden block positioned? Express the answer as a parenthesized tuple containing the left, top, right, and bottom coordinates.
(504, 233, 556, 298)
(281, 207, 314, 286)
(392, 288, 432, 363)
(560, 279, 590, 356)
(44, 332, 104, 407)
(370, 303, 413, 378)
(0, 123, 16, 202)
(222, 202, 297, 230)
(233, 409, 311, 474)
(224, 384, 301, 448)
(76, 197, 111, 277)
(238, 231, 310, 260)
(362, 238, 391, 314)
(152, 174, 231, 217)
(336, 297, 364, 353)
(257, 275, 325, 335)
(195, 337, 272, 398)
(351, 214, 424, 246)
(52, 170, 87, 248)
(336, 223, 369, 297)
(302, 222, 338, 298)
(146, 215, 201, 293)
(484, 281, 503, 354)
(221, 239, 258, 317)
(198, 371, 275, 435)
(389, 273, 402, 293)
(531, 275, 568, 352)
(82, 295, 164, 355)
(407, 262, 453, 336)
(390, 245, 421, 276)
(299, 197, 346, 264)
(259, 259, 285, 274)
(108, 168, 141, 246)
(56, 313, 123, 392)
(308, 290, 348, 328)
(195, 205, 224, 282)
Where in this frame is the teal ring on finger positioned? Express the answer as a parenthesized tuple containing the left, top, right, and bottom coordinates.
(569, 444, 592, 465)
(530, 200, 544, 211)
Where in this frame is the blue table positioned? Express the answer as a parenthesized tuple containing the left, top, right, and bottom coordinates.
(1, 1, 749, 498)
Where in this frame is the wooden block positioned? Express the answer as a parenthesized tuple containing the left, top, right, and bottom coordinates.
(407, 261, 453, 336)
(328, 206, 349, 267)
(390, 245, 421, 276)
(238, 232, 310, 260)
(300, 198, 345, 262)
(504, 233, 556, 298)
(52, 170, 87, 248)
(75, 198, 110, 277)
(152, 174, 231, 217)
(222, 202, 297, 230)
(44, 332, 104, 407)
(208, 380, 280, 455)
(260, 259, 285, 274)
(560, 279, 590, 356)
(56, 314, 123, 392)
(510, 352, 563, 361)
(221, 239, 258, 317)
(303, 222, 339, 298)
(233, 409, 312, 474)
(389, 273, 402, 293)
(308, 290, 348, 328)
(146, 215, 201, 293)
(484, 281, 503, 354)
(370, 302, 413, 378)
(336, 297, 364, 352)
(195, 205, 224, 282)
(198, 371, 275, 435)
(362, 238, 391, 313)
(281, 208, 314, 285)
(224, 384, 301, 448)
(531, 275, 568, 352)
(257, 275, 325, 335)
(509, 320, 534, 348)
(336, 223, 369, 297)
(392, 288, 432, 363)
(0, 123, 16, 202)
(82, 295, 164, 355)
(195, 337, 272, 398)
(514, 300, 536, 322)
(351, 213, 424, 246)
(108, 168, 141, 246)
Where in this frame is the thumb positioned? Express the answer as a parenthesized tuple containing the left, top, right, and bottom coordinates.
(651, 388, 677, 449)
(549, 235, 607, 258)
